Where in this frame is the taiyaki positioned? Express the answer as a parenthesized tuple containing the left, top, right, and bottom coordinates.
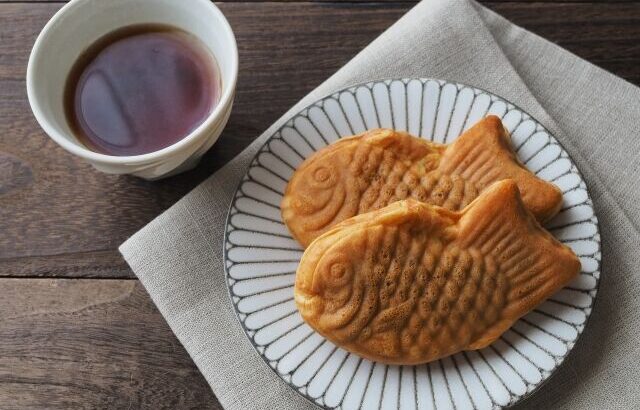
(294, 180, 580, 365)
(282, 116, 562, 247)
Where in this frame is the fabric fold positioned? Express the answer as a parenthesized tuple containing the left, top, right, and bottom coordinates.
(121, 0, 640, 408)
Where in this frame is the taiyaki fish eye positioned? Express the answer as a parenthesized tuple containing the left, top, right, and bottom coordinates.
(330, 263, 347, 279)
(313, 167, 331, 182)
(307, 165, 337, 189)
(318, 255, 353, 288)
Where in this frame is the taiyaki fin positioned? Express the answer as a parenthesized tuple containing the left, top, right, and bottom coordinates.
(359, 129, 442, 161)
(441, 116, 562, 222)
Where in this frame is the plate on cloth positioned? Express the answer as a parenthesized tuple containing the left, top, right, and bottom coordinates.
(223, 79, 600, 410)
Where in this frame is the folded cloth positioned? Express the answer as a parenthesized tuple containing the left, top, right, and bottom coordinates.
(120, 0, 640, 408)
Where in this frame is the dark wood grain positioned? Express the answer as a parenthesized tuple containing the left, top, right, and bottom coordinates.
(0, 1, 638, 278)
(0, 279, 220, 410)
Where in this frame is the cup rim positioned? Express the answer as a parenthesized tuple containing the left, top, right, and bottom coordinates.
(26, 0, 238, 165)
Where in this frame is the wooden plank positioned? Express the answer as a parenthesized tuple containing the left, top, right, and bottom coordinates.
(0, 2, 639, 278)
(0, 278, 220, 409)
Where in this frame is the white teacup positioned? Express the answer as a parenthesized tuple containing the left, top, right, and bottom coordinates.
(27, 0, 238, 179)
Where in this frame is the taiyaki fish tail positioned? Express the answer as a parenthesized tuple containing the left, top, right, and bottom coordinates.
(440, 115, 563, 222)
(456, 179, 581, 349)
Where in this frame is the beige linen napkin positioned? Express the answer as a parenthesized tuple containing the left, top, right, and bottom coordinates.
(120, 0, 640, 408)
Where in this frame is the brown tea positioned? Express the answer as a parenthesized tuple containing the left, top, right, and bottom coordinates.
(64, 25, 220, 156)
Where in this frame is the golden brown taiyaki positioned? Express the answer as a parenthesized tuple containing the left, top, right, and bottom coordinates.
(282, 116, 562, 247)
(294, 180, 580, 365)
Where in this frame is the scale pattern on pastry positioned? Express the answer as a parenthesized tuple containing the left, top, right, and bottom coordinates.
(294, 180, 580, 365)
(282, 116, 562, 247)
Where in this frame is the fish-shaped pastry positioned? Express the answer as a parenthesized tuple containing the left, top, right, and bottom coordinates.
(294, 180, 580, 365)
(282, 116, 562, 247)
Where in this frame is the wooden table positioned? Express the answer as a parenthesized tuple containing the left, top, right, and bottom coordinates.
(1, 0, 638, 408)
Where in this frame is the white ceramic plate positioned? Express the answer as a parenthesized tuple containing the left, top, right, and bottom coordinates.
(223, 79, 600, 410)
